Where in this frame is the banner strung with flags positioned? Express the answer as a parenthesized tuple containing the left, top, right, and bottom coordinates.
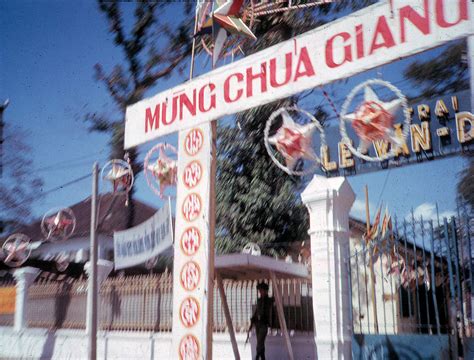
(114, 200, 173, 270)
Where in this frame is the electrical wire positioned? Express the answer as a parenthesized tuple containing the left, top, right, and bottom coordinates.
(35, 157, 109, 173)
(10, 173, 92, 210)
(39, 173, 91, 196)
(35, 151, 108, 172)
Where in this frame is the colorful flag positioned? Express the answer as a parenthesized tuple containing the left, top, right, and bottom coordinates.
(381, 207, 391, 239)
(366, 205, 382, 243)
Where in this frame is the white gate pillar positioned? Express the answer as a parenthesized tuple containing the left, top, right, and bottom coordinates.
(301, 175, 354, 359)
(13, 267, 39, 332)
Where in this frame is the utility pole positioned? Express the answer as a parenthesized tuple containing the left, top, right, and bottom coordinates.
(87, 162, 99, 360)
(0, 99, 9, 178)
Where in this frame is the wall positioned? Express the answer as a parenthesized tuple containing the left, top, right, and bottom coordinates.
(0, 327, 315, 359)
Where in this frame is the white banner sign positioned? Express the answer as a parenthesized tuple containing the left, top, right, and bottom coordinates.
(114, 200, 173, 270)
(172, 124, 215, 360)
(125, 0, 473, 148)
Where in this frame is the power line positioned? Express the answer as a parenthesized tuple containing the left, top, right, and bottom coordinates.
(36, 157, 108, 173)
(6, 173, 92, 212)
(39, 173, 91, 197)
(35, 151, 108, 172)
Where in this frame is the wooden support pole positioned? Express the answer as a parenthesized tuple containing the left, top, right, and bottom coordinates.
(270, 271, 294, 360)
(216, 273, 240, 360)
(365, 185, 370, 235)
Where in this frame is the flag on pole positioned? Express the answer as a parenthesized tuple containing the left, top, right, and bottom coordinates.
(381, 207, 391, 239)
(366, 205, 382, 244)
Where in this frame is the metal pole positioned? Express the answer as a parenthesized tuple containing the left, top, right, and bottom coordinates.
(468, 35, 474, 113)
(87, 162, 99, 360)
(0, 99, 9, 177)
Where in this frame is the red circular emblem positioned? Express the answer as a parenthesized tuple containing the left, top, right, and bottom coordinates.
(180, 261, 201, 292)
(179, 334, 200, 360)
(179, 296, 200, 328)
(183, 160, 203, 189)
(182, 193, 202, 222)
(184, 129, 204, 156)
(352, 100, 394, 142)
(180, 227, 202, 256)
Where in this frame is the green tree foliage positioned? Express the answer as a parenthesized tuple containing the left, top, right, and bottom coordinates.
(404, 42, 468, 100)
(215, 1, 375, 255)
(86, 1, 193, 227)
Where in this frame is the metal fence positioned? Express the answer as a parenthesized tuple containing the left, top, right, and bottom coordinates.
(348, 208, 473, 339)
(25, 273, 313, 334)
(0, 278, 15, 327)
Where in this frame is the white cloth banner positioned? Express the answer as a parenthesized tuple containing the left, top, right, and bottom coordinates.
(125, 0, 474, 148)
(113, 200, 173, 270)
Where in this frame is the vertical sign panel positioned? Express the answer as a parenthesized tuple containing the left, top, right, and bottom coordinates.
(172, 123, 215, 360)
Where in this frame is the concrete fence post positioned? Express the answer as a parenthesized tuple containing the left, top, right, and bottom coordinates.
(13, 267, 39, 332)
(301, 176, 355, 359)
(84, 259, 113, 335)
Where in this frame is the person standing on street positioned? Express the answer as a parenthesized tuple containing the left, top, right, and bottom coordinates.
(250, 282, 273, 360)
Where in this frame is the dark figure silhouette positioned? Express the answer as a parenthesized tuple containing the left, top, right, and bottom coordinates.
(250, 282, 274, 360)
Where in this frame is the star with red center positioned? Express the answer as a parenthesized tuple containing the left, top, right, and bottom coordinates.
(198, 0, 256, 66)
(105, 165, 131, 192)
(3, 241, 29, 265)
(45, 211, 73, 239)
(345, 86, 404, 154)
(147, 149, 177, 198)
(268, 110, 318, 169)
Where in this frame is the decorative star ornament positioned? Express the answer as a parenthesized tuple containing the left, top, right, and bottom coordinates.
(147, 150, 178, 198)
(41, 207, 76, 241)
(268, 110, 318, 169)
(198, 0, 256, 67)
(144, 143, 178, 198)
(344, 86, 404, 154)
(105, 164, 131, 192)
(45, 211, 73, 238)
(2, 234, 32, 267)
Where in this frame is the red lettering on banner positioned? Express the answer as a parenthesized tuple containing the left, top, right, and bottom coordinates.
(133, 0, 472, 147)
(180, 227, 202, 256)
(355, 24, 364, 59)
(269, 53, 292, 88)
(180, 297, 200, 328)
(183, 161, 203, 189)
(326, 32, 352, 68)
(182, 193, 202, 222)
(369, 16, 396, 54)
(435, 0, 467, 28)
(179, 90, 197, 120)
(161, 97, 178, 126)
(198, 83, 216, 113)
(179, 335, 200, 360)
(145, 104, 160, 133)
(400, 0, 430, 43)
(224, 73, 244, 103)
(184, 129, 204, 156)
(180, 261, 201, 291)
(246, 63, 267, 97)
(294, 47, 315, 81)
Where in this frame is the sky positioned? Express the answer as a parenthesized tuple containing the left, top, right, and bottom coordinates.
(0, 1, 470, 230)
